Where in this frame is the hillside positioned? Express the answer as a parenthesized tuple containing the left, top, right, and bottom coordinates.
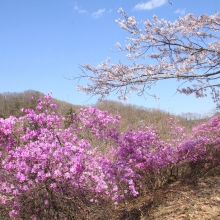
(0, 90, 209, 148)
(0, 90, 206, 137)
(0, 90, 82, 118)
(95, 99, 206, 139)
(0, 90, 219, 219)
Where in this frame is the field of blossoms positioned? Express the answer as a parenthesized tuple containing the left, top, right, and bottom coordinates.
(0, 95, 220, 219)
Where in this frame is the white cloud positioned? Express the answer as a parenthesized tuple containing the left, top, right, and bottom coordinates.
(92, 8, 106, 19)
(175, 8, 186, 15)
(73, 4, 86, 14)
(134, 0, 167, 10)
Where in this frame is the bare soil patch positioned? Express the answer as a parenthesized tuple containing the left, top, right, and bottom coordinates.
(116, 174, 220, 220)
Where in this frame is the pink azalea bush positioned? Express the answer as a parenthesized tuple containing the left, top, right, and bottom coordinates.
(0, 95, 220, 219)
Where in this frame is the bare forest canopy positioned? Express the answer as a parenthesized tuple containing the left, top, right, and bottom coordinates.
(0, 90, 209, 137)
(0, 90, 81, 118)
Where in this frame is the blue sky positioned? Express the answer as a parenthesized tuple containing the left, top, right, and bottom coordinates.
(0, 0, 219, 115)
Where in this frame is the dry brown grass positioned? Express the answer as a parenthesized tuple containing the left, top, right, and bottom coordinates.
(114, 170, 220, 220)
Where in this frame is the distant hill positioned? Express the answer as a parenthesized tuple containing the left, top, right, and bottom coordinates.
(0, 90, 206, 139)
(0, 90, 81, 118)
(95, 99, 205, 138)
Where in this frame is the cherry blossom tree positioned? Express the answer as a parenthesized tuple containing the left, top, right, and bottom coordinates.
(76, 8, 220, 106)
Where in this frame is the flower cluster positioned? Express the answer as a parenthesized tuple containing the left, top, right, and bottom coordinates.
(0, 95, 220, 219)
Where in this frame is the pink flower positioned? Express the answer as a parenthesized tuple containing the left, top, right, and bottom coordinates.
(44, 200, 49, 205)
(50, 183, 57, 188)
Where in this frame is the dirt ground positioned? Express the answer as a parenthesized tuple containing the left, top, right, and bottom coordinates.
(146, 176, 220, 219)
(117, 174, 220, 220)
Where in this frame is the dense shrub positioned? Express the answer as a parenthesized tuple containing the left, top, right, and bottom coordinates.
(0, 95, 219, 219)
